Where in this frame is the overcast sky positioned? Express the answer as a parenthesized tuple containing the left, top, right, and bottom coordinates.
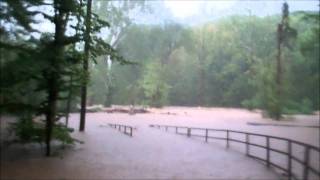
(164, 0, 319, 18)
(135, 0, 319, 25)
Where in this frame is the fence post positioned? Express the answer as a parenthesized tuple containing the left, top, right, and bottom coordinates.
(246, 134, 250, 156)
(175, 127, 178, 134)
(130, 127, 133, 137)
(166, 126, 168, 131)
(226, 130, 229, 148)
(187, 128, 191, 137)
(205, 129, 208, 143)
(303, 146, 310, 180)
(124, 126, 127, 134)
(266, 137, 270, 167)
(287, 140, 292, 180)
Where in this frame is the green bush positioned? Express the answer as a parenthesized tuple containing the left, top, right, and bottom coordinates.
(283, 98, 313, 115)
(9, 115, 44, 144)
(241, 99, 259, 110)
(52, 124, 76, 145)
(9, 115, 78, 146)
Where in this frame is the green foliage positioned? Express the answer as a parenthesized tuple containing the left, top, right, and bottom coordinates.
(102, 11, 319, 116)
(52, 124, 77, 145)
(283, 98, 313, 115)
(1, 0, 124, 155)
(9, 115, 78, 145)
(85, 0, 146, 107)
(241, 99, 259, 111)
(9, 115, 44, 144)
(140, 62, 170, 107)
(88, 59, 114, 106)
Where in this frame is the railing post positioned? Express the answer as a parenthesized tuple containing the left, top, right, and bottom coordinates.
(226, 130, 229, 148)
(166, 126, 168, 131)
(205, 129, 208, 143)
(287, 140, 292, 180)
(266, 137, 270, 168)
(108, 124, 133, 137)
(303, 146, 310, 180)
(187, 128, 191, 137)
(175, 127, 178, 133)
(246, 134, 250, 156)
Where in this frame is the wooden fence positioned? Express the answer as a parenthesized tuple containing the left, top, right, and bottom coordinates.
(108, 123, 133, 137)
(149, 124, 320, 180)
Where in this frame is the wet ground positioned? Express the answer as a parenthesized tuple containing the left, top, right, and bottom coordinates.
(1, 107, 319, 179)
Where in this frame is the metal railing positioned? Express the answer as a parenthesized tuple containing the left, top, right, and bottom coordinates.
(108, 123, 133, 137)
(149, 124, 320, 180)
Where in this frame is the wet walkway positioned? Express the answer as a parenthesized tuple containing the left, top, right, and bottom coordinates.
(1, 117, 279, 179)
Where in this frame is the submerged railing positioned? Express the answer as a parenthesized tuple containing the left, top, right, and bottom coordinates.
(108, 123, 133, 137)
(149, 124, 320, 180)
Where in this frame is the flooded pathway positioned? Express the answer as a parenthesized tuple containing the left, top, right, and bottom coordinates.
(1, 114, 279, 179)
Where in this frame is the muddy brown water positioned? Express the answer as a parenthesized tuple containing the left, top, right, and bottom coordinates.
(1, 107, 319, 179)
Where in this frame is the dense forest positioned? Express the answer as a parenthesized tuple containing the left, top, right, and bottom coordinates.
(88, 9, 319, 115)
(0, 0, 126, 155)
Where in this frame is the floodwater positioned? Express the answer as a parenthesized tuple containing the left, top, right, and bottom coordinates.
(1, 107, 319, 179)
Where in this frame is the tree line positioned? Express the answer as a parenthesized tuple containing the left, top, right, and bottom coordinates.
(89, 3, 319, 118)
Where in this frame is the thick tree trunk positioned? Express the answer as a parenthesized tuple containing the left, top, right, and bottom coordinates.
(45, 76, 58, 156)
(79, 0, 92, 131)
(79, 80, 87, 131)
(45, 0, 67, 156)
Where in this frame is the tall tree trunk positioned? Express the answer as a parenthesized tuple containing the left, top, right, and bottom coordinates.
(45, 75, 58, 156)
(45, 0, 67, 156)
(275, 23, 283, 120)
(65, 74, 73, 127)
(197, 30, 206, 106)
(79, 0, 92, 131)
(198, 59, 205, 106)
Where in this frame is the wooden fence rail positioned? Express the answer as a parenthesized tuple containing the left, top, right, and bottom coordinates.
(108, 123, 133, 137)
(149, 124, 320, 180)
